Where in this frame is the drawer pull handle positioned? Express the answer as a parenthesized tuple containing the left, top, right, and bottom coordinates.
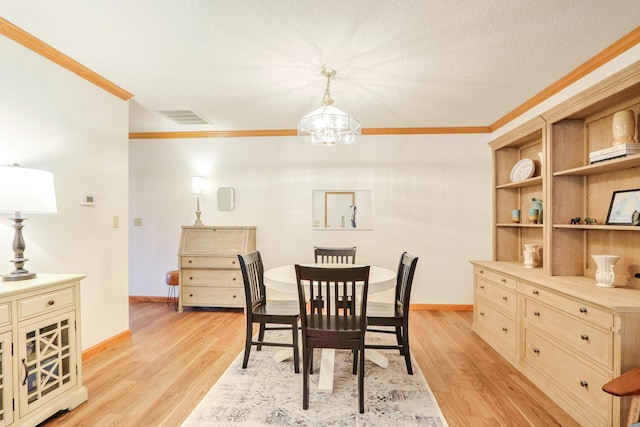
(480, 285, 484, 290)
(501, 278, 506, 283)
(532, 290, 539, 295)
(579, 307, 588, 314)
(533, 311, 540, 317)
(188, 260, 192, 263)
(502, 327, 507, 333)
(22, 359, 28, 385)
(233, 295, 237, 298)
(479, 312, 485, 317)
(502, 296, 508, 301)
(580, 334, 589, 341)
(533, 348, 540, 354)
(580, 380, 588, 388)
(233, 278, 236, 281)
(47, 300, 55, 306)
(189, 277, 193, 280)
(189, 294, 194, 297)
(479, 270, 484, 274)
(232, 261, 236, 264)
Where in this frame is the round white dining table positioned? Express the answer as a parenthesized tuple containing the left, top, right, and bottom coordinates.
(263, 263, 397, 393)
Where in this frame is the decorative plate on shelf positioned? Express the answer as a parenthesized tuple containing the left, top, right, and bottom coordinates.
(510, 158, 535, 182)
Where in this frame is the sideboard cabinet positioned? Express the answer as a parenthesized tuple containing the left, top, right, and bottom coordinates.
(475, 60, 640, 426)
(178, 226, 256, 312)
(0, 274, 87, 426)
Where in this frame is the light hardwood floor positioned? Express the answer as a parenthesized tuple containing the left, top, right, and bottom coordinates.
(40, 302, 580, 426)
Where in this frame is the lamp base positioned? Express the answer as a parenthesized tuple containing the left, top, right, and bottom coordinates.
(3, 270, 36, 281)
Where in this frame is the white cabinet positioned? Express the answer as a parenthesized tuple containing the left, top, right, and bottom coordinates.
(0, 274, 87, 426)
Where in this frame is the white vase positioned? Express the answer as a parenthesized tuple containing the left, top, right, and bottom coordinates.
(592, 255, 620, 287)
(523, 244, 538, 269)
(612, 110, 636, 145)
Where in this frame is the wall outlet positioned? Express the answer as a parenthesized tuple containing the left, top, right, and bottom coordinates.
(112, 216, 119, 228)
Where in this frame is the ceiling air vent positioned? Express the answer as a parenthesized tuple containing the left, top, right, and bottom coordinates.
(157, 109, 212, 125)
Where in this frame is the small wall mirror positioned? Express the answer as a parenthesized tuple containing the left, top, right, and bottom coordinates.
(312, 190, 372, 230)
(218, 187, 235, 211)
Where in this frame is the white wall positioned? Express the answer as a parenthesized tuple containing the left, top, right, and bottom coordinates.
(129, 133, 493, 304)
(0, 36, 130, 349)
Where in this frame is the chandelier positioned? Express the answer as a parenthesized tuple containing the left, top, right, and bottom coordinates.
(297, 69, 361, 146)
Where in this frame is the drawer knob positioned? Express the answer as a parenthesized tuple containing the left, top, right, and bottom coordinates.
(502, 327, 508, 333)
(502, 296, 508, 301)
(188, 260, 192, 263)
(189, 294, 194, 297)
(480, 285, 485, 290)
(533, 311, 540, 317)
(190, 277, 193, 280)
(579, 307, 588, 314)
(47, 300, 55, 306)
(479, 270, 484, 274)
(532, 290, 539, 295)
(233, 295, 237, 298)
(232, 261, 236, 265)
(233, 278, 236, 281)
(479, 312, 485, 317)
(580, 334, 589, 341)
(580, 380, 588, 388)
(501, 278, 506, 283)
(533, 348, 540, 354)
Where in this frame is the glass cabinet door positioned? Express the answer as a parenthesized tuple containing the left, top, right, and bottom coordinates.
(18, 312, 76, 416)
(0, 332, 13, 426)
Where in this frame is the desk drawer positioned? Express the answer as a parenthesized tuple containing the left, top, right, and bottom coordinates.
(181, 269, 242, 287)
(181, 256, 239, 269)
(182, 286, 243, 308)
(475, 277, 516, 316)
(18, 288, 74, 320)
(519, 282, 613, 329)
(523, 298, 612, 369)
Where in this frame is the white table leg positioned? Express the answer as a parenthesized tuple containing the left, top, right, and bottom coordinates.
(317, 349, 335, 393)
(365, 349, 389, 368)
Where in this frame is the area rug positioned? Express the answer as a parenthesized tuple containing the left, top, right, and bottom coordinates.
(182, 330, 448, 426)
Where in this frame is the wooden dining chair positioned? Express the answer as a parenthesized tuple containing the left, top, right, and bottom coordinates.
(295, 264, 370, 413)
(365, 252, 419, 375)
(238, 251, 300, 373)
(313, 246, 357, 264)
(602, 367, 640, 427)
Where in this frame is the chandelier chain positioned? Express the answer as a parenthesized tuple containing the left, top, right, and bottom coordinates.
(322, 72, 334, 106)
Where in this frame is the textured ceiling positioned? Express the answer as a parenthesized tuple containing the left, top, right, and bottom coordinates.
(1, 1, 639, 133)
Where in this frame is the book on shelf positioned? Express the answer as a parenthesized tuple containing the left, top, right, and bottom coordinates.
(589, 143, 640, 164)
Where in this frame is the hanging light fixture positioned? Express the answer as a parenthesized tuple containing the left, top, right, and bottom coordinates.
(297, 68, 361, 146)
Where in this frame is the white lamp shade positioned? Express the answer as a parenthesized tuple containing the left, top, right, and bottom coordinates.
(192, 175, 204, 196)
(0, 166, 57, 214)
(298, 105, 361, 146)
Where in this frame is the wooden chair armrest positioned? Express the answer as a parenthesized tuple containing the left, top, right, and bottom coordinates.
(603, 367, 640, 396)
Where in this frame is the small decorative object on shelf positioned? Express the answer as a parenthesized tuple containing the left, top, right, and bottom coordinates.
(633, 210, 640, 226)
(511, 209, 520, 223)
(592, 254, 620, 287)
(570, 217, 581, 224)
(530, 198, 543, 224)
(612, 109, 637, 145)
(510, 158, 535, 182)
(585, 217, 598, 225)
(523, 243, 538, 269)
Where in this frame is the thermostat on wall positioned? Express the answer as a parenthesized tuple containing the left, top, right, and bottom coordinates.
(80, 192, 95, 206)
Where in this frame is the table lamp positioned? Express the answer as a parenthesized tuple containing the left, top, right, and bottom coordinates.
(192, 174, 204, 226)
(0, 164, 57, 281)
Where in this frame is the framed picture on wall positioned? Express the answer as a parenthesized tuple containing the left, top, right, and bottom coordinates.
(605, 188, 640, 225)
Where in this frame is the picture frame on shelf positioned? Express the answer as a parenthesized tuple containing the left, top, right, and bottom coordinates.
(605, 188, 640, 225)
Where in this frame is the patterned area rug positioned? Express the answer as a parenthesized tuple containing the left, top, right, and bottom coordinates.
(182, 330, 448, 426)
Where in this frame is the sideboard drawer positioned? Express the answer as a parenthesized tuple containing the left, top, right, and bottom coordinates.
(474, 267, 516, 290)
(523, 328, 610, 423)
(474, 299, 517, 355)
(475, 277, 517, 315)
(18, 287, 74, 320)
(181, 256, 239, 269)
(519, 282, 613, 329)
(182, 286, 243, 307)
(523, 298, 612, 369)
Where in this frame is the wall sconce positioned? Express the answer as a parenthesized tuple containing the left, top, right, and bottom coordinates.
(192, 175, 204, 226)
(0, 164, 57, 281)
